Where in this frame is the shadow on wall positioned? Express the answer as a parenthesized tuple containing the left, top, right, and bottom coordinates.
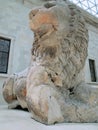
(0, 77, 8, 105)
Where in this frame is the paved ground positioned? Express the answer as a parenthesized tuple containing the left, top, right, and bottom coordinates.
(0, 105, 98, 130)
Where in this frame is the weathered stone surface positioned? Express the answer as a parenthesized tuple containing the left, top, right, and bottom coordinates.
(3, 68, 28, 108)
(2, 0, 98, 125)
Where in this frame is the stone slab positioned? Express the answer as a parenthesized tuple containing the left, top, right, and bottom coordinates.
(0, 106, 98, 130)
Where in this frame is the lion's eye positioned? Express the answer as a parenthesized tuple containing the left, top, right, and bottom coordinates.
(31, 9, 39, 17)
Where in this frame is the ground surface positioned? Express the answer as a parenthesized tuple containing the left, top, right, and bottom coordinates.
(0, 105, 98, 130)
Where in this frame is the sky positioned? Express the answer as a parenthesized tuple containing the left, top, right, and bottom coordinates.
(69, 0, 98, 17)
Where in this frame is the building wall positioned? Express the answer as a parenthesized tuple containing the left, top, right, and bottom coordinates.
(0, 0, 98, 104)
(85, 24, 98, 83)
(0, 0, 33, 104)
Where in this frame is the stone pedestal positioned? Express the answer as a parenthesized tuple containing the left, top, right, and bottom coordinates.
(0, 106, 98, 130)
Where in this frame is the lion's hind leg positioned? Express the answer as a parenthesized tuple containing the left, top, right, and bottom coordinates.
(2, 75, 18, 108)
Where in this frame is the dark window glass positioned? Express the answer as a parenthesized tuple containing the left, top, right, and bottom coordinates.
(0, 37, 10, 73)
(89, 59, 96, 82)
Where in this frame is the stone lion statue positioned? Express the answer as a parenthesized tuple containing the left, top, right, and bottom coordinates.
(3, 0, 98, 124)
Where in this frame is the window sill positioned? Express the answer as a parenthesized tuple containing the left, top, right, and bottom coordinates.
(87, 82, 98, 86)
(0, 73, 10, 78)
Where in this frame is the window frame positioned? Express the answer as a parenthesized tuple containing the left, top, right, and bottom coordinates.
(89, 59, 97, 82)
(0, 37, 11, 74)
(0, 33, 15, 76)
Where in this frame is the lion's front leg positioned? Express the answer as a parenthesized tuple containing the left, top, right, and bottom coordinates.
(26, 66, 64, 124)
(26, 85, 64, 124)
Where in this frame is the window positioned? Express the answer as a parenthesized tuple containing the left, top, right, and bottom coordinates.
(0, 37, 11, 73)
(89, 59, 96, 82)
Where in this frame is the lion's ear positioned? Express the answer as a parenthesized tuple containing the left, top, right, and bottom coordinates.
(44, 2, 56, 8)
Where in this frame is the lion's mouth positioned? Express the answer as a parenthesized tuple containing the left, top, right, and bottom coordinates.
(35, 28, 48, 39)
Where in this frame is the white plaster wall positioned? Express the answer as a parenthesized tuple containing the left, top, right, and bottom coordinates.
(0, 0, 34, 104)
(0, 0, 34, 74)
(84, 24, 98, 83)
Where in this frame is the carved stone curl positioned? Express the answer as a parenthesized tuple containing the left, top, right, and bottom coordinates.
(3, 1, 98, 124)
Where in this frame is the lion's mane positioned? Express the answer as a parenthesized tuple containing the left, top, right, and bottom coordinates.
(30, 1, 88, 92)
(30, 2, 88, 93)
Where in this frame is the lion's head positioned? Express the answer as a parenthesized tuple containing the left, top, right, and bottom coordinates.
(29, 1, 88, 90)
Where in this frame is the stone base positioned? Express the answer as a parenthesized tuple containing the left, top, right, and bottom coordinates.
(0, 105, 98, 130)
